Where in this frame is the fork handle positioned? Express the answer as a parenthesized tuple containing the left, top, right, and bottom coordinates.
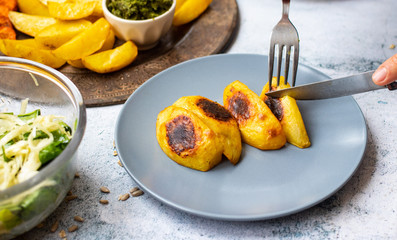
(283, 0, 290, 17)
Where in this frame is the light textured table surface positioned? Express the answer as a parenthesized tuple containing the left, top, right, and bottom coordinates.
(18, 0, 397, 239)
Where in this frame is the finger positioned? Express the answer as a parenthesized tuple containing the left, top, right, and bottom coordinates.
(372, 53, 397, 86)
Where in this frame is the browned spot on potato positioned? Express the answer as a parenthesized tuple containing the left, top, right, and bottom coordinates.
(268, 128, 279, 138)
(166, 115, 196, 156)
(227, 92, 250, 123)
(196, 98, 233, 122)
(264, 97, 283, 121)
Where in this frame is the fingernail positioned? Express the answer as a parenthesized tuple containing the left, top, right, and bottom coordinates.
(372, 67, 387, 85)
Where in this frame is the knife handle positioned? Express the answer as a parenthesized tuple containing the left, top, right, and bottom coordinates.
(387, 82, 397, 90)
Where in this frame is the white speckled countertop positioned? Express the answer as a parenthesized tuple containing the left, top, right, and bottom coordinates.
(17, 0, 397, 239)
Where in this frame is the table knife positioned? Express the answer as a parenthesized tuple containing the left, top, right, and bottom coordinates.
(265, 71, 397, 100)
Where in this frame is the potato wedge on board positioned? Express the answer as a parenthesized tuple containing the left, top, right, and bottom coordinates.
(8, 11, 57, 37)
(17, 0, 50, 16)
(48, 1, 96, 20)
(98, 29, 115, 52)
(52, 17, 110, 60)
(35, 19, 92, 49)
(173, 0, 212, 26)
(67, 59, 85, 68)
(82, 41, 137, 73)
(0, 39, 65, 68)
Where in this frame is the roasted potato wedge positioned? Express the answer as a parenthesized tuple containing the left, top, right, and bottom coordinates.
(47, 1, 96, 20)
(223, 80, 286, 150)
(87, 0, 104, 17)
(35, 19, 92, 49)
(17, 0, 50, 16)
(98, 29, 115, 52)
(260, 77, 311, 148)
(8, 11, 57, 37)
(156, 105, 224, 172)
(52, 17, 110, 60)
(67, 59, 84, 68)
(67, 29, 115, 69)
(82, 40, 137, 73)
(0, 39, 65, 68)
(173, 96, 242, 165)
(173, 0, 212, 26)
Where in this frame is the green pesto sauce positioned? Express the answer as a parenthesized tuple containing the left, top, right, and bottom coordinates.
(107, 0, 173, 20)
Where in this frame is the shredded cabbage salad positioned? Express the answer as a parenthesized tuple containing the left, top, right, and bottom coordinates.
(0, 101, 72, 191)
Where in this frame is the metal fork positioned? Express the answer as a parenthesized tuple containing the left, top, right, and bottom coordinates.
(268, 0, 300, 89)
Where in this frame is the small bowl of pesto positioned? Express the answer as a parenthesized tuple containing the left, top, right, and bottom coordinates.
(103, 0, 176, 50)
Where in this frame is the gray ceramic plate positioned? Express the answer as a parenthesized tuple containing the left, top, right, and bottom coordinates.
(115, 53, 366, 221)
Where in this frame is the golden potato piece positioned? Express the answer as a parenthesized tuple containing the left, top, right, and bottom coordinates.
(17, 0, 50, 16)
(48, 1, 96, 20)
(173, 0, 212, 26)
(156, 105, 223, 172)
(67, 59, 85, 68)
(0, 39, 65, 68)
(260, 77, 311, 148)
(38, 0, 66, 5)
(223, 80, 286, 150)
(97, 29, 115, 52)
(86, 0, 103, 17)
(35, 19, 92, 49)
(52, 17, 110, 60)
(173, 96, 242, 165)
(82, 41, 137, 73)
(8, 11, 57, 37)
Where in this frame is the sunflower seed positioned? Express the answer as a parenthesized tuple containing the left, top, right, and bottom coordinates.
(100, 186, 110, 193)
(59, 229, 66, 238)
(68, 225, 78, 232)
(117, 160, 123, 167)
(131, 190, 144, 197)
(36, 223, 44, 228)
(50, 221, 59, 233)
(113, 150, 118, 156)
(74, 216, 84, 222)
(118, 193, 130, 201)
(74, 172, 80, 178)
(129, 187, 139, 194)
(65, 195, 78, 201)
(99, 199, 109, 205)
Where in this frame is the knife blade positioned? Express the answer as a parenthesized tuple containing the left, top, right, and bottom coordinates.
(265, 71, 396, 100)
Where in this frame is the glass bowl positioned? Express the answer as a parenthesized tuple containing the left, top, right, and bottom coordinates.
(0, 56, 86, 239)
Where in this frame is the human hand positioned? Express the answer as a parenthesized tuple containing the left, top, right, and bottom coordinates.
(372, 53, 397, 86)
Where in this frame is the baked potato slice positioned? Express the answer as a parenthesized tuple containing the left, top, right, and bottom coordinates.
(223, 80, 286, 150)
(173, 0, 212, 26)
(17, 0, 50, 16)
(260, 77, 311, 148)
(52, 17, 110, 60)
(82, 40, 137, 73)
(47, 1, 96, 20)
(156, 105, 224, 172)
(173, 96, 242, 165)
(67, 59, 84, 68)
(35, 19, 92, 49)
(0, 39, 65, 68)
(8, 11, 57, 37)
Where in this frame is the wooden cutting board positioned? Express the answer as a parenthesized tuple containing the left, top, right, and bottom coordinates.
(58, 0, 238, 107)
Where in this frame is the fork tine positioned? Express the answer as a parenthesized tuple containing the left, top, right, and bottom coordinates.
(276, 44, 283, 86)
(292, 44, 299, 87)
(268, 43, 275, 91)
(284, 45, 291, 85)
